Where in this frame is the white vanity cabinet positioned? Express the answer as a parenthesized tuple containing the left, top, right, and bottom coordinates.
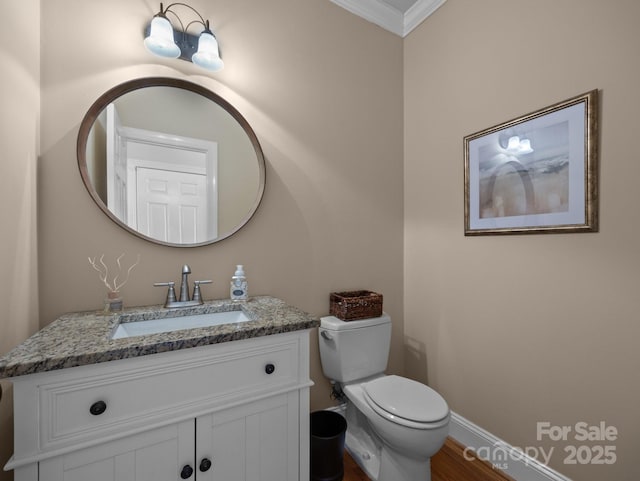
(7, 330, 311, 481)
(39, 421, 194, 481)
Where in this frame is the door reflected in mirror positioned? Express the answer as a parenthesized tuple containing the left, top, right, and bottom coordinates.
(78, 78, 266, 247)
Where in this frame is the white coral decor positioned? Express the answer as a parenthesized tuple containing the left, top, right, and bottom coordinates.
(88, 253, 140, 293)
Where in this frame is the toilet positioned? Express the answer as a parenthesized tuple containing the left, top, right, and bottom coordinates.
(319, 314, 450, 481)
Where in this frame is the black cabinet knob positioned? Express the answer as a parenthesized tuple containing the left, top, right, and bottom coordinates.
(180, 465, 193, 479)
(89, 400, 107, 416)
(199, 458, 212, 472)
(265, 363, 275, 374)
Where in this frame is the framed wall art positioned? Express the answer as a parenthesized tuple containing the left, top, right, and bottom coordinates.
(464, 90, 599, 235)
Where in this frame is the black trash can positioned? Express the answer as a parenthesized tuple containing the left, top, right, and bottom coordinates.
(310, 410, 347, 481)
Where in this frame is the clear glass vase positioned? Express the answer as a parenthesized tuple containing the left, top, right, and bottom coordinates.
(104, 291, 123, 312)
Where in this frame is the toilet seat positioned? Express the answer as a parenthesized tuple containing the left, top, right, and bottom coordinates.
(362, 375, 449, 428)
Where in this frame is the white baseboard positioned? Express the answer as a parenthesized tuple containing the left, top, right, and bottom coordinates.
(449, 411, 572, 481)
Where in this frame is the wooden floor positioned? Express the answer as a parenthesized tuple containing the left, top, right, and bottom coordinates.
(343, 449, 371, 481)
(342, 437, 516, 481)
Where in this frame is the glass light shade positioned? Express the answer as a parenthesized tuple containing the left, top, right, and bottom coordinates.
(144, 16, 181, 58)
(518, 138, 533, 154)
(192, 32, 224, 71)
(507, 136, 521, 151)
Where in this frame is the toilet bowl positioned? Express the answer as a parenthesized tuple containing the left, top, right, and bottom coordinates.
(319, 314, 450, 481)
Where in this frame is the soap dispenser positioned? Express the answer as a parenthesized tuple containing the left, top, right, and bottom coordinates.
(230, 265, 248, 302)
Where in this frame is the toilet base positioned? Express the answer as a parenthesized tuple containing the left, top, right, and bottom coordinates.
(345, 431, 432, 481)
(345, 431, 380, 481)
(379, 446, 431, 481)
(343, 401, 381, 480)
(343, 401, 433, 481)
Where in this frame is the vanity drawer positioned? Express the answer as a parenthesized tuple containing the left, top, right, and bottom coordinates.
(34, 335, 302, 453)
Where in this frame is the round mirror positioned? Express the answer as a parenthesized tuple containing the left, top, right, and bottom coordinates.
(77, 78, 266, 247)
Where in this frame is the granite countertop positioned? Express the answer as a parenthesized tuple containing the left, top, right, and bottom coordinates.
(0, 296, 319, 379)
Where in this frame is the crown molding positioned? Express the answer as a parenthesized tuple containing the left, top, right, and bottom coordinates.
(331, 0, 404, 36)
(403, 0, 447, 36)
(330, 0, 447, 37)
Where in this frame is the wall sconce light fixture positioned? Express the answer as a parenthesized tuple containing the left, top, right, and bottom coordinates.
(144, 2, 224, 72)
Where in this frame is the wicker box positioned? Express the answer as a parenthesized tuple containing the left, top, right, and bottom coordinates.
(329, 290, 383, 321)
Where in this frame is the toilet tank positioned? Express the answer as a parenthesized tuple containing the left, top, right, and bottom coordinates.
(319, 314, 391, 383)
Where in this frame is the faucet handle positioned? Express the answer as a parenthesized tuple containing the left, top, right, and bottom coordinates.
(192, 280, 212, 303)
(154, 282, 177, 305)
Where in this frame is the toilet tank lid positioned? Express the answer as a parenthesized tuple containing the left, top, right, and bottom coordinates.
(363, 375, 449, 423)
(320, 313, 391, 331)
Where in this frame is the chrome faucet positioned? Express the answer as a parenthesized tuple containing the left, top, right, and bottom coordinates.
(179, 264, 191, 302)
(154, 264, 212, 308)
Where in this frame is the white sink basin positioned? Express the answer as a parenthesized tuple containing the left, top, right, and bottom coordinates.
(112, 310, 251, 339)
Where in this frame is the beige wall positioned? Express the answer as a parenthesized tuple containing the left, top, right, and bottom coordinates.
(37, 0, 403, 411)
(10, 1, 637, 480)
(0, 1, 40, 479)
(1, 1, 403, 476)
(405, 1, 640, 480)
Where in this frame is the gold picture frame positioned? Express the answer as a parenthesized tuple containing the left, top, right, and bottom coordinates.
(464, 90, 599, 235)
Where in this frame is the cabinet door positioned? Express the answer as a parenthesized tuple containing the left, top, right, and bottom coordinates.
(39, 420, 194, 481)
(196, 392, 299, 481)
